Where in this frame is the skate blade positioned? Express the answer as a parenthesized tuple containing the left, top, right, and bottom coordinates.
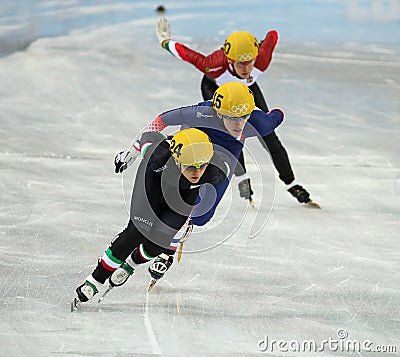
(71, 297, 81, 312)
(177, 242, 183, 263)
(147, 279, 158, 292)
(98, 285, 113, 303)
(248, 197, 255, 208)
(307, 200, 321, 209)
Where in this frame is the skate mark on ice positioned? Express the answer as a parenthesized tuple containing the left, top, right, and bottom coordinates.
(144, 292, 162, 355)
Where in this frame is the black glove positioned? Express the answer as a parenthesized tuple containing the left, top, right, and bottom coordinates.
(114, 150, 134, 173)
(238, 178, 254, 200)
(287, 184, 310, 203)
(180, 219, 193, 243)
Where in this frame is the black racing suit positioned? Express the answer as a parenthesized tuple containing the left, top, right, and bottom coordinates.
(201, 75, 294, 184)
(92, 132, 228, 284)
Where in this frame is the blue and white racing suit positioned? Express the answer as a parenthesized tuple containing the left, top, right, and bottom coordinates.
(139, 100, 284, 227)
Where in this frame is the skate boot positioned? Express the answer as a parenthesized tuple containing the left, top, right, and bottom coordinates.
(76, 275, 100, 302)
(72, 275, 102, 311)
(287, 184, 310, 203)
(287, 184, 321, 208)
(147, 253, 174, 291)
(238, 178, 254, 207)
(109, 256, 135, 287)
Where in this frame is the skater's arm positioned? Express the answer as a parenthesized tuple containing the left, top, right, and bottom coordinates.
(164, 42, 226, 76)
(137, 131, 168, 158)
(156, 18, 227, 78)
(114, 132, 167, 174)
(246, 108, 284, 138)
(255, 30, 279, 71)
(144, 104, 213, 134)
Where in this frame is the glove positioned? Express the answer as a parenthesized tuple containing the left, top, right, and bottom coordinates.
(114, 150, 136, 173)
(156, 17, 171, 48)
(287, 184, 310, 203)
(179, 219, 193, 243)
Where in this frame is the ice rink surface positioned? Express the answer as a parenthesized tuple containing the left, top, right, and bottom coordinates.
(0, 1, 399, 356)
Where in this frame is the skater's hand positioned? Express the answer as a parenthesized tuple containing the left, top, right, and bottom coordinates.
(114, 150, 135, 173)
(156, 17, 171, 48)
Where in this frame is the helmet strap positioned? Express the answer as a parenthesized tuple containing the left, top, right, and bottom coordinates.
(227, 61, 238, 76)
(173, 158, 182, 171)
(228, 61, 245, 80)
(215, 112, 223, 120)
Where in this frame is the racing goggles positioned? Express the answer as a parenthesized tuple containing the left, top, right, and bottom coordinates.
(234, 59, 256, 67)
(221, 113, 250, 121)
(181, 162, 209, 170)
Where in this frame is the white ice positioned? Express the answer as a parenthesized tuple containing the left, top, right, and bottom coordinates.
(0, 1, 399, 356)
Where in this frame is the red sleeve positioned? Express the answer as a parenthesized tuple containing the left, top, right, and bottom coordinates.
(167, 41, 228, 79)
(254, 30, 279, 72)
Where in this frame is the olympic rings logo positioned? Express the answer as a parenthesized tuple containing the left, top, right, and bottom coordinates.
(193, 156, 211, 164)
(231, 103, 250, 114)
(236, 53, 254, 61)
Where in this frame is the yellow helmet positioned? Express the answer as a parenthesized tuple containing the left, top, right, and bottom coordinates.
(170, 128, 213, 168)
(224, 31, 259, 62)
(212, 82, 255, 117)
